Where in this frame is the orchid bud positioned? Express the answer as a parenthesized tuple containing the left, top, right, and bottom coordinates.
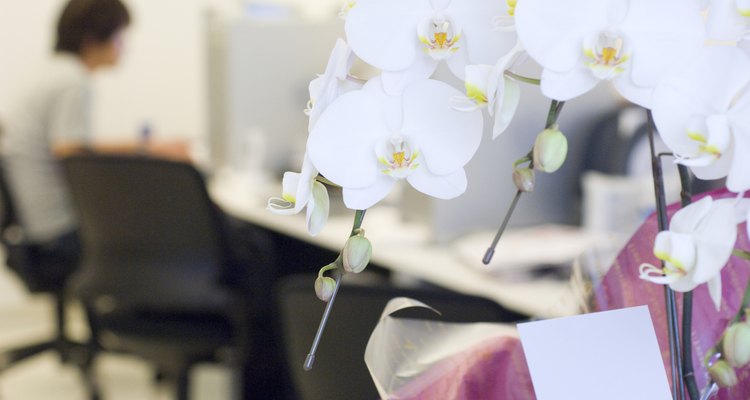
(533, 125, 568, 173)
(723, 322, 750, 368)
(314, 276, 336, 302)
(343, 234, 372, 273)
(708, 359, 738, 388)
(513, 168, 535, 192)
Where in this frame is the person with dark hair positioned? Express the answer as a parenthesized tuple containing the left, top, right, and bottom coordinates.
(0, 0, 131, 279)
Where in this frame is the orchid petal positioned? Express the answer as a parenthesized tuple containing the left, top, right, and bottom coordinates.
(344, 0, 427, 71)
(407, 167, 467, 199)
(308, 90, 387, 188)
(670, 196, 713, 233)
(342, 175, 397, 210)
(381, 54, 438, 96)
(707, 275, 723, 311)
(620, 0, 704, 89)
(612, 76, 653, 109)
(688, 145, 733, 180)
(445, 46, 469, 80)
(401, 79, 483, 175)
(654, 231, 696, 273)
(540, 65, 600, 101)
(726, 132, 750, 192)
(463, 64, 495, 107)
(706, 0, 746, 41)
(448, 0, 516, 66)
(492, 77, 520, 139)
(639, 263, 682, 285)
(306, 181, 330, 236)
(669, 275, 700, 292)
(514, 0, 608, 73)
(691, 199, 737, 283)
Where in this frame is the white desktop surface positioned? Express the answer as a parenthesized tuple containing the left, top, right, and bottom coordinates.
(209, 172, 581, 319)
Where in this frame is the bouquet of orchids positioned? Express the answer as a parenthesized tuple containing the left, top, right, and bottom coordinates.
(267, 0, 750, 397)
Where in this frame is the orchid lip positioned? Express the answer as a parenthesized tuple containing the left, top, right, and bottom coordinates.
(376, 135, 420, 179)
(583, 30, 630, 80)
(418, 13, 462, 61)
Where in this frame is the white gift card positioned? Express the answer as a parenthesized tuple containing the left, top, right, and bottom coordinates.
(518, 306, 671, 400)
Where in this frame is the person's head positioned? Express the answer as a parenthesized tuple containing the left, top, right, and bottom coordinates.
(55, 0, 131, 70)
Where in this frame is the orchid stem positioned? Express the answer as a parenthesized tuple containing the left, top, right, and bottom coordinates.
(483, 190, 522, 265)
(304, 268, 342, 371)
(647, 109, 686, 400)
(676, 163, 700, 400)
(484, 100, 566, 265)
(304, 209, 367, 371)
(504, 70, 541, 86)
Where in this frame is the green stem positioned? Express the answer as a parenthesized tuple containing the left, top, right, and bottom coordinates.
(316, 175, 341, 188)
(732, 249, 750, 261)
(350, 209, 366, 236)
(504, 70, 541, 86)
(545, 100, 566, 129)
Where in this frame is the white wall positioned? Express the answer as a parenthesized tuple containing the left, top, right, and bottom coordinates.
(0, 0, 341, 144)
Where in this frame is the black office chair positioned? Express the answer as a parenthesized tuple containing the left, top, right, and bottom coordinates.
(62, 154, 249, 400)
(275, 274, 527, 400)
(0, 161, 99, 397)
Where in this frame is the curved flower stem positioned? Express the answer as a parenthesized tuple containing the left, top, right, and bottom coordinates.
(647, 110, 685, 400)
(504, 70, 541, 86)
(483, 190, 522, 265)
(482, 100, 565, 265)
(733, 249, 750, 261)
(304, 209, 368, 371)
(675, 164, 700, 400)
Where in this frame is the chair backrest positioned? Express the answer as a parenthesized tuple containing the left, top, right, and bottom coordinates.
(275, 274, 526, 400)
(62, 154, 232, 313)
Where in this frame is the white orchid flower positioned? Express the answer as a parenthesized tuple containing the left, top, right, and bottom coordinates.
(307, 77, 483, 210)
(706, 0, 750, 45)
(344, 0, 516, 93)
(267, 155, 330, 236)
(652, 46, 750, 193)
(451, 42, 523, 138)
(306, 38, 363, 131)
(639, 196, 738, 310)
(514, 0, 705, 108)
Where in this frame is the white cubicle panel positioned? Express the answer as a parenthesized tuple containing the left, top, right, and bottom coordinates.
(206, 15, 344, 174)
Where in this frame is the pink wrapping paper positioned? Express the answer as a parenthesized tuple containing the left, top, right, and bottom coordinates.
(397, 188, 749, 399)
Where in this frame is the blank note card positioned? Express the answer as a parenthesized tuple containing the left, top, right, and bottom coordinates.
(517, 306, 671, 400)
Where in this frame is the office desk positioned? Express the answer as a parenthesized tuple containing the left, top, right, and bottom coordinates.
(209, 172, 581, 319)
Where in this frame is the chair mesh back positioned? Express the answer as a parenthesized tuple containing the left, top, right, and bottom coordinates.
(63, 155, 229, 311)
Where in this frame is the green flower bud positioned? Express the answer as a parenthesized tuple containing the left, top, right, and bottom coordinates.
(724, 322, 750, 368)
(314, 276, 336, 302)
(343, 234, 372, 273)
(708, 359, 738, 388)
(533, 125, 568, 173)
(512, 167, 535, 192)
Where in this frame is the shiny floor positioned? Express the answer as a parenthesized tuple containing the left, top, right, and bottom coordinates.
(0, 268, 234, 400)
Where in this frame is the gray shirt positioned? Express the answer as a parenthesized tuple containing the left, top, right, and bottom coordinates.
(1, 53, 90, 242)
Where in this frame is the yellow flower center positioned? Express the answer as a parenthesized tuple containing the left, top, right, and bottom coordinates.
(583, 31, 629, 80)
(418, 14, 461, 60)
(507, 0, 517, 16)
(378, 135, 419, 179)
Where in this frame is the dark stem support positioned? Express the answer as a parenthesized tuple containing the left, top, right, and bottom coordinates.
(304, 209, 367, 370)
(647, 110, 685, 400)
(483, 190, 522, 265)
(675, 164, 700, 400)
(483, 100, 565, 265)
